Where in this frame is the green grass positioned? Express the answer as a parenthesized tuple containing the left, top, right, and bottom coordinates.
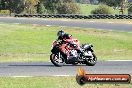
(79, 4, 98, 15)
(0, 77, 132, 88)
(79, 4, 128, 15)
(0, 10, 10, 14)
(0, 23, 132, 62)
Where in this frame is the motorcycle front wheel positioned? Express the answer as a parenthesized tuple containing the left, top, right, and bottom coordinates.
(50, 54, 64, 67)
(85, 52, 97, 66)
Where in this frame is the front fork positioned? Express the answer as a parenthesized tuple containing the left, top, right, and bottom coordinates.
(58, 52, 61, 60)
(57, 52, 65, 63)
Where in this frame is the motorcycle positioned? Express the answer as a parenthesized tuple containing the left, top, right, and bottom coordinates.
(50, 39, 97, 67)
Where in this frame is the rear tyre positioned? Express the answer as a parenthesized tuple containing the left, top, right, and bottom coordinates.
(85, 53, 97, 66)
(50, 54, 64, 67)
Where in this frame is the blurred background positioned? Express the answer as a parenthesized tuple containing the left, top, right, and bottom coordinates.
(0, 0, 132, 16)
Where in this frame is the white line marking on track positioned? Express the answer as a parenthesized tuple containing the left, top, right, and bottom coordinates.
(52, 75, 71, 77)
(46, 25, 52, 26)
(89, 21, 95, 22)
(9, 75, 72, 77)
(108, 22, 114, 23)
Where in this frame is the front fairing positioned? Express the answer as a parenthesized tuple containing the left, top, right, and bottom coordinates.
(81, 44, 94, 52)
(51, 40, 58, 49)
(51, 45, 60, 54)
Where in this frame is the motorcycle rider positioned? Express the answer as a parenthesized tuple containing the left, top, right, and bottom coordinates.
(56, 30, 82, 60)
(57, 30, 72, 41)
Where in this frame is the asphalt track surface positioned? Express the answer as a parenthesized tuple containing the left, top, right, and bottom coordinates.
(0, 17, 132, 32)
(0, 17, 132, 76)
(0, 61, 132, 76)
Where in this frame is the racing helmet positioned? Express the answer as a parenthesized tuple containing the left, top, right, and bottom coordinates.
(57, 30, 65, 38)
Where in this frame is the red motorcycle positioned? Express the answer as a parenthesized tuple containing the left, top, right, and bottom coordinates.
(50, 39, 97, 67)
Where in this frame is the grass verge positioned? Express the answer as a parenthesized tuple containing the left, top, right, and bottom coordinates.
(79, 4, 128, 15)
(0, 77, 132, 88)
(0, 23, 132, 62)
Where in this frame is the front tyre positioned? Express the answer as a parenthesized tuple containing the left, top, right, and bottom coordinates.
(85, 52, 97, 66)
(50, 54, 64, 67)
(72, 62, 78, 66)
